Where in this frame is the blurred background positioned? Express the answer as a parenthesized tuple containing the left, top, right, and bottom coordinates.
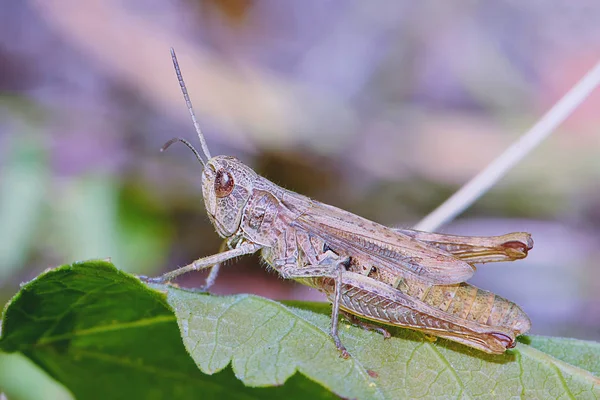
(1, 0, 599, 348)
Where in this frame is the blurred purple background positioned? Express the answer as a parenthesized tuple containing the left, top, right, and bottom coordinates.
(1, 0, 599, 345)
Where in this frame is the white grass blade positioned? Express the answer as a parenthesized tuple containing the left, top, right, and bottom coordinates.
(415, 60, 600, 232)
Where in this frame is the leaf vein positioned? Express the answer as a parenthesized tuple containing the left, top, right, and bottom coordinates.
(208, 296, 248, 369)
(38, 281, 119, 342)
(37, 315, 176, 345)
(426, 342, 470, 399)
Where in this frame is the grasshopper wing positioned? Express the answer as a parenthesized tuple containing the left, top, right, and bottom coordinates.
(292, 200, 475, 285)
(394, 229, 533, 264)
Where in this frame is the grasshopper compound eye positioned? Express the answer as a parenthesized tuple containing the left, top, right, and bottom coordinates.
(215, 169, 234, 198)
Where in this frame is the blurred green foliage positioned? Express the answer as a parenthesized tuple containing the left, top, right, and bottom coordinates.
(0, 135, 47, 281)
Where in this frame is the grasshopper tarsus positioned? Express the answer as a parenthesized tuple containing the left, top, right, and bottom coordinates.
(138, 276, 211, 294)
(171, 285, 210, 294)
(331, 331, 350, 358)
(339, 348, 350, 359)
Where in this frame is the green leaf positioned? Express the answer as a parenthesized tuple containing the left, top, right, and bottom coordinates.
(1, 261, 599, 399)
(165, 289, 600, 399)
(0, 261, 337, 400)
(525, 336, 600, 375)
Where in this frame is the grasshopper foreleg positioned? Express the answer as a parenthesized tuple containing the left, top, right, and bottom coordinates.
(140, 242, 261, 284)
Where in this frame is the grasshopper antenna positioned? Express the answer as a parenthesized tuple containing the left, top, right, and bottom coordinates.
(160, 137, 206, 167)
(169, 47, 212, 162)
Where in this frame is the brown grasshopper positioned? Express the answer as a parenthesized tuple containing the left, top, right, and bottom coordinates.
(143, 49, 533, 358)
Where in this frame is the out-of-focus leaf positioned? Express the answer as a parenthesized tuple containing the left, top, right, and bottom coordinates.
(57, 176, 121, 268)
(116, 185, 173, 274)
(0, 352, 74, 400)
(57, 179, 173, 275)
(1, 261, 599, 399)
(0, 135, 47, 280)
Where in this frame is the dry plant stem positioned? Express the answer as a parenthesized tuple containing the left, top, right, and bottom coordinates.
(415, 60, 600, 232)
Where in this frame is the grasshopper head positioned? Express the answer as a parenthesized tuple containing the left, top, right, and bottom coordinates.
(164, 49, 258, 237)
(202, 156, 258, 237)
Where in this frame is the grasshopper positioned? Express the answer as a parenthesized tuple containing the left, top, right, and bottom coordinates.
(143, 49, 533, 358)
